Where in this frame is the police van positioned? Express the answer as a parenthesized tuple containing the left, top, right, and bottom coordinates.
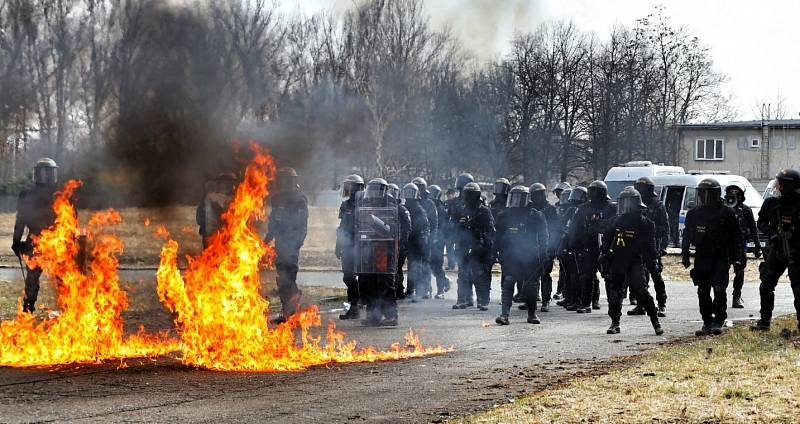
(604, 161, 686, 201)
(651, 171, 763, 249)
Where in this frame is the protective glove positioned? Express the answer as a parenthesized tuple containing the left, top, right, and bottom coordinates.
(681, 256, 691, 269)
(646, 260, 660, 274)
(11, 241, 24, 256)
(754, 249, 762, 259)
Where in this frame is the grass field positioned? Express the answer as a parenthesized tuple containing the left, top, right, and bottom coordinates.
(461, 317, 800, 423)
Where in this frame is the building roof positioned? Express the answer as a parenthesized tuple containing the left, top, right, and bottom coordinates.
(678, 119, 800, 130)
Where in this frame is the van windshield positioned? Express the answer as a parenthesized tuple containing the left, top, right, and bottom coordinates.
(606, 181, 634, 200)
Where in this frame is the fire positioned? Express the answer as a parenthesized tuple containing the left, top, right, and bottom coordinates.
(0, 181, 178, 367)
(156, 144, 451, 371)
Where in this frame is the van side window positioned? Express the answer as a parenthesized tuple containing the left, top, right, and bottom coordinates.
(683, 187, 697, 209)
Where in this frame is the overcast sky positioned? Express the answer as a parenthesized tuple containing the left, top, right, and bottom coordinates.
(279, 0, 800, 120)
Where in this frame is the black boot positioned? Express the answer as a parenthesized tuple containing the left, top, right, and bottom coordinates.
(540, 301, 550, 312)
(339, 306, 360, 320)
(607, 319, 620, 334)
(657, 303, 667, 317)
(732, 295, 744, 309)
(651, 317, 664, 336)
(495, 315, 509, 325)
(592, 300, 601, 310)
(527, 313, 541, 324)
(709, 322, 723, 336)
(627, 305, 646, 315)
(750, 320, 770, 331)
(695, 323, 712, 336)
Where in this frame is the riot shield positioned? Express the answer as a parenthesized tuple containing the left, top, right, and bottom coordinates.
(355, 196, 399, 274)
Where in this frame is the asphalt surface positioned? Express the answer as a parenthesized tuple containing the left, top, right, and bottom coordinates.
(0, 269, 795, 423)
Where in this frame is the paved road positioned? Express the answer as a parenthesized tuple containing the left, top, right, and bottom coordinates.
(0, 270, 795, 423)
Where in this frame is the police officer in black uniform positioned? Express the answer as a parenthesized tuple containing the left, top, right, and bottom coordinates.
(495, 186, 548, 325)
(725, 184, 761, 309)
(196, 172, 238, 248)
(627, 177, 670, 317)
(412, 178, 438, 297)
(12, 158, 59, 313)
(447, 173, 473, 305)
(553, 182, 571, 206)
(600, 188, 664, 335)
(752, 169, 800, 332)
(388, 183, 412, 299)
(401, 183, 431, 301)
(336, 174, 364, 320)
(452, 182, 496, 310)
(681, 178, 743, 336)
(357, 178, 411, 326)
(557, 187, 586, 310)
(568, 181, 616, 313)
(266, 167, 309, 323)
(427, 184, 451, 298)
(490, 178, 511, 219)
(529, 183, 559, 312)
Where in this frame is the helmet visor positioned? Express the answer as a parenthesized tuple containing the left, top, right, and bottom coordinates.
(463, 190, 481, 206)
(568, 189, 587, 204)
(429, 187, 441, 200)
(365, 184, 388, 200)
(402, 186, 419, 199)
(507, 191, 529, 208)
(617, 195, 642, 215)
(493, 182, 510, 195)
(341, 181, 360, 199)
(559, 189, 572, 204)
(34, 167, 57, 185)
(696, 187, 720, 206)
(531, 190, 547, 205)
(587, 186, 607, 202)
(634, 182, 654, 200)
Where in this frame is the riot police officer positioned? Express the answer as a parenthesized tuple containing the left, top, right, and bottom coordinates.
(412, 178, 438, 297)
(495, 186, 548, 325)
(266, 167, 309, 323)
(725, 184, 761, 309)
(12, 158, 59, 313)
(752, 169, 800, 332)
(490, 178, 511, 219)
(628, 177, 670, 317)
(388, 183, 411, 299)
(553, 182, 571, 208)
(356, 178, 410, 326)
(335, 174, 364, 320)
(557, 187, 586, 310)
(427, 184, 451, 298)
(681, 178, 743, 336)
(452, 182, 495, 310)
(529, 183, 559, 312)
(401, 183, 431, 300)
(600, 188, 664, 335)
(568, 181, 616, 313)
(196, 172, 238, 248)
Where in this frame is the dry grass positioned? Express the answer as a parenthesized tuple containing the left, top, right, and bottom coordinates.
(461, 317, 800, 424)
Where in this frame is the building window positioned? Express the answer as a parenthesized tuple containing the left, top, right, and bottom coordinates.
(695, 139, 724, 161)
(750, 138, 761, 149)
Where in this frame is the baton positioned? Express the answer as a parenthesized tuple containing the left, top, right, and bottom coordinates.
(16, 254, 27, 280)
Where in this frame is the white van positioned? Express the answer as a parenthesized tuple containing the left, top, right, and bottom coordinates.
(653, 172, 763, 249)
(604, 161, 685, 200)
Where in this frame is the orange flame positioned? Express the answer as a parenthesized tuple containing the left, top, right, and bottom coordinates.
(0, 181, 178, 367)
(156, 144, 451, 371)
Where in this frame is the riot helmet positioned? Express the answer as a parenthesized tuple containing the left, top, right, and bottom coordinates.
(696, 178, 722, 206)
(493, 178, 511, 196)
(216, 172, 238, 195)
(386, 183, 400, 200)
(724, 184, 744, 207)
(634, 177, 655, 201)
(617, 187, 646, 215)
(365, 178, 389, 200)
(775, 169, 800, 196)
(587, 180, 610, 202)
(341, 174, 365, 199)
(507, 185, 530, 208)
(529, 183, 547, 206)
(559, 188, 573, 205)
(276, 167, 298, 192)
(33, 157, 58, 185)
(553, 181, 571, 197)
(428, 184, 442, 201)
(412, 177, 428, 197)
(569, 186, 588, 204)
(462, 182, 482, 207)
(455, 173, 475, 191)
(402, 183, 419, 200)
